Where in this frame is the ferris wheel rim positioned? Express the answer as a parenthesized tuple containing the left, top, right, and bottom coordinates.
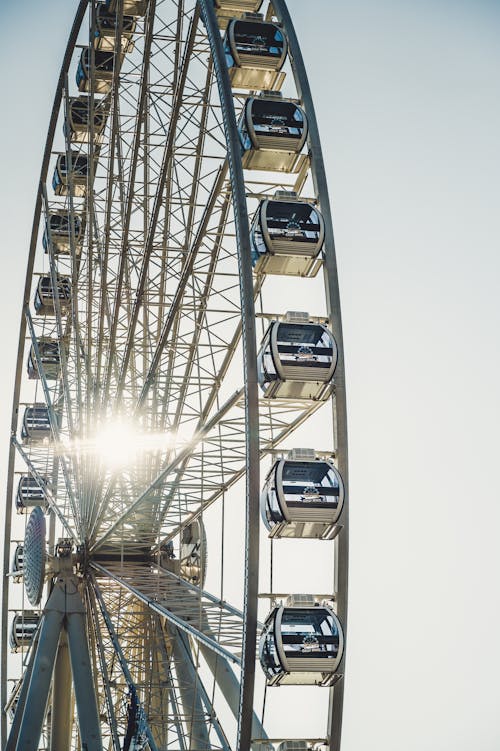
(0, 3, 89, 745)
(271, 1, 349, 744)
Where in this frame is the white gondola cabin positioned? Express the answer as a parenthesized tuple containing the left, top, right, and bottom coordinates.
(261, 451, 344, 539)
(21, 404, 52, 443)
(52, 152, 92, 197)
(16, 476, 47, 512)
(10, 612, 40, 652)
(76, 48, 116, 94)
(42, 211, 84, 254)
(257, 313, 337, 399)
(64, 96, 108, 144)
(27, 337, 64, 381)
(34, 275, 71, 316)
(11, 545, 24, 581)
(224, 16, 287, 90)
(250, 192, 324, 275)
(239, 94, 308, 172)
(94, 4, 136, 51)
(106, 0, 148, 16)
(259, 597, 344, 686)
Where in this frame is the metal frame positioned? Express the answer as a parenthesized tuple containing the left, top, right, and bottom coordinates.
(2, 1, 348, 749)
(272, 0, 350, 744)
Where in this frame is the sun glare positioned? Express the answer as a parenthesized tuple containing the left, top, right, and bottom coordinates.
(92, 420, 144, 468)
(60, 418, 181, 469)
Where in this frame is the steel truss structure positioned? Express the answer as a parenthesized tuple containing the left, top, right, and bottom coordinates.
(1, 1, 348, 749)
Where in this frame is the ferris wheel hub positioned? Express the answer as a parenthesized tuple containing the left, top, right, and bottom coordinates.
(23, 506, 46, 606)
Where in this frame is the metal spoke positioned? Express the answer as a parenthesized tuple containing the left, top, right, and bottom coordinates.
(92, 561, 244, 664)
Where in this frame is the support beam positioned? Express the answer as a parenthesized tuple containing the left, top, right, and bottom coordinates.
(66, 610, 103, 750)
(170, 627, 212, 750)
(5, 627, 40, 751)
(50, 634, 73, 751)
(15, 610, 64, 751)
(199, 642, 270, 751)
(175, 631, 231, 751)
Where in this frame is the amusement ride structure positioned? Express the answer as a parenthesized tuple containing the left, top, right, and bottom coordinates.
(1, 1, 348, 749)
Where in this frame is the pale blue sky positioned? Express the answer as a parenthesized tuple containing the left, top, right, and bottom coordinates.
(1, 1, 499, 749)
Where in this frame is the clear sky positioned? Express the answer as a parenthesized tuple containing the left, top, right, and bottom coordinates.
(1, 1, 499, 749)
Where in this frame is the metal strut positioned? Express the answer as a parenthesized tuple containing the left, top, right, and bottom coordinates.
(7, 574, 103, 751)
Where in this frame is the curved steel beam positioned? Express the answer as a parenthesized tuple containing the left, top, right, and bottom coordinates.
(271, 2, 350, 748)
(197, 4, 261, 750)
(1, 5, 88, 744)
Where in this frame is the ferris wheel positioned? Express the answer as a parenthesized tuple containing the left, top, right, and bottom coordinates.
(1, 1, 349, 749)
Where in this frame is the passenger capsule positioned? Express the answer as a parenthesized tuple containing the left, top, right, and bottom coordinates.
(16, 476, 47, 512)
(106, 0, 149, 16)
(259, 598, 344, 686)
(239, 94, 308, 172)
(250, 193, 324, 275)
(224, 17, 287, 90)
(94, 4, 136, 51)
(52, 152, 92, 197)
(11, 544, 24, 581)
(42, 211, 85, 254)
(261, 452, 344, 539)
(76, 48, 116, 94)
(257, 314, 337, 399)
(21, 404, 52, 443)
(64, 96, 108, 144)
(179, 519, 207, 586)
(10, 612, 40, 652)
(34, 275, 71, 316)
(27, 337, 64, 380)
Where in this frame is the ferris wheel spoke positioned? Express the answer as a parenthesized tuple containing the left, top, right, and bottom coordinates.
(170, 628, 215, 750)
(85, 588, 122, 750)
(91, 387, 242, 548)
(171, 273, 264, 437)
(113, 7, 201, 403)
(197, 642, 270, 750)
(148, 613, 190, 751)
(154, 396, 325, 549)
(136, 161, 228, 410)
(92, 561, 245, 664)
(91, 577, 160, 751)
(99, 0, 158, 406)
(165, 190, 233, 416)
(143, 276, 265, 539)
(94, 390, 324, 558)
(12, 437, 78, 542)
(92, 573, 230, 750)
